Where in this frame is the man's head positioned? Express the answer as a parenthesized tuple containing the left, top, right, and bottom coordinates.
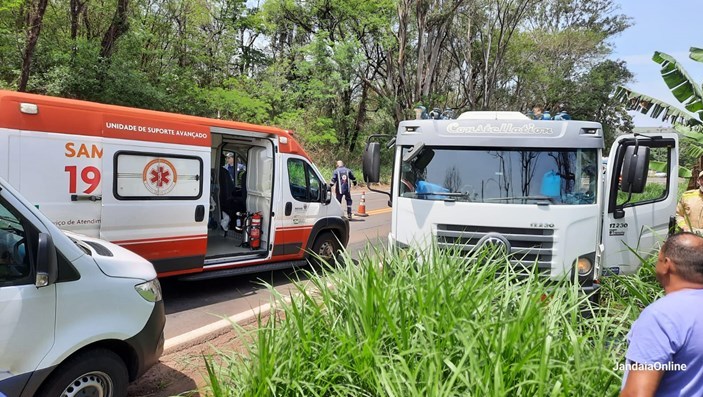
(533, 105, 544, 117)
(656, 232, 703, 290)
(336, 160, 344, 168)
(225, 152, 234, 165)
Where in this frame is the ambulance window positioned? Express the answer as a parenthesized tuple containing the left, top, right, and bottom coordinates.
(0, 199, 32, 286)
(115, 152, 203, 200)
(308, 170, 321, 201)
(287, 159, 321, 202)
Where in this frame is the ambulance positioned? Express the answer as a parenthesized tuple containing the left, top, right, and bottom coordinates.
(0, 91, 349, 279)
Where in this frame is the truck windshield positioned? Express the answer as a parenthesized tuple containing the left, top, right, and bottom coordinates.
(399, 146, 599, 205)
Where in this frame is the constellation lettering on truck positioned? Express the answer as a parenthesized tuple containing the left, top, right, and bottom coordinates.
(446, 122, 554, 135)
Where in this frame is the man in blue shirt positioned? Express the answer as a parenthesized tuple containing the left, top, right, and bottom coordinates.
(620, 232, 703, 397)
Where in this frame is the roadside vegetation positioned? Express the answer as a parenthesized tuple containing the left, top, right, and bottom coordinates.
(2, 0, 634, 166)
(202, 245, 662, 396)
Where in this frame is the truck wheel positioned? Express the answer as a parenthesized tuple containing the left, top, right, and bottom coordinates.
(37, 348, 128, 397)
(309, 231, 342, 266)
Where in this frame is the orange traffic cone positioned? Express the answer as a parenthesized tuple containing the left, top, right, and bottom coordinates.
(356, 191, 368, 217)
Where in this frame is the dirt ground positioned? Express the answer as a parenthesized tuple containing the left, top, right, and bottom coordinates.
(127, 319, 257, 397)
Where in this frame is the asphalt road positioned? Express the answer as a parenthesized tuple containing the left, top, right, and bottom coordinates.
(159, 188, 392, 340)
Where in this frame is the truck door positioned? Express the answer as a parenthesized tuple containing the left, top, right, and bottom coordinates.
(100, 142, 210, 276)
(601, 133, 678, 275)
(0, 190, 56, 391)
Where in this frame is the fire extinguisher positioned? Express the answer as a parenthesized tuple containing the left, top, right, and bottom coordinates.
(249, 212, 262, 250)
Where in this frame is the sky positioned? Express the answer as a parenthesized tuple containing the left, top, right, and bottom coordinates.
(608, 0, 703, 127)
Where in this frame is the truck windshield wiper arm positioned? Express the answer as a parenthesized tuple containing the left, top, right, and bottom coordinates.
(485, 195, 554, 204)
(414, 192, 468, 197)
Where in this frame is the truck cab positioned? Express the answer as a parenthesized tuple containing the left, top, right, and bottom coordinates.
(363, 112, 678, 292)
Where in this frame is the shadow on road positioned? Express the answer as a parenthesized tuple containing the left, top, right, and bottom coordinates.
(160, 267, 313, 315)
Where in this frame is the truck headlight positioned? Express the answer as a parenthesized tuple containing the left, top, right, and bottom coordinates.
(135, 278, 163, 302)
(576, 257, 593, 275)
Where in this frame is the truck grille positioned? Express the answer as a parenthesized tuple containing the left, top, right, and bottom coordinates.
(436, 224, 553, 275)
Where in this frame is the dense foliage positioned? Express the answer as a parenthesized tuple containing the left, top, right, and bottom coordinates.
(2, 0, 634, 163)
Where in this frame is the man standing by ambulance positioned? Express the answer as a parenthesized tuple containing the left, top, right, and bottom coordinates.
(331, 160, 357, 219)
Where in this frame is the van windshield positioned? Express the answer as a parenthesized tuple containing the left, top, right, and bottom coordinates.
(398, 146, 599, 205)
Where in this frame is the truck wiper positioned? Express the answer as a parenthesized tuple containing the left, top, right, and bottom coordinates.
(485, 195, 555, 205)
(414, 192, 468, 197)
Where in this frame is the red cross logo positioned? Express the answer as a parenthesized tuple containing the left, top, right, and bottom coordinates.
(142, 159, 177, 195)
(150, 166, 171, 187)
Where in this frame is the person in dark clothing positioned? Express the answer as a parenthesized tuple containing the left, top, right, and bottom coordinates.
(219, 152, 237, 232)
(331, 160, 357, 219)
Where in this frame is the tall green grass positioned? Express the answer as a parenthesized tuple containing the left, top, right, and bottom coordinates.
(202, 245, 664, 397)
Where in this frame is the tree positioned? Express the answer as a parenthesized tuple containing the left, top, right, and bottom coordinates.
(615, 47, 703, 182)
(18, 0, 49, 91)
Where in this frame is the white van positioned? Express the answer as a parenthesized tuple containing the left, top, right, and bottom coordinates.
(0, 177, 164, 396)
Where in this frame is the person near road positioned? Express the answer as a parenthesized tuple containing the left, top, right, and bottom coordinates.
(331, 160, 357, 219)
(619, 232, 703, 397)
(219, 152, 236, 232)
(531, 104, 552, 120)
(676, 171, 703, 234)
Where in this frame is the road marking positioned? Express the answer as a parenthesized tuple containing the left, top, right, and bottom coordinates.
(363, 207, 392, 216)
(165, 281, 334, 354)
(164, 299, 287, 353)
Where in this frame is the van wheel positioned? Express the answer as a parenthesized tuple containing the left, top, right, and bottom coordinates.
(309, 231, 342, 266)
(37, 348, 128, 397)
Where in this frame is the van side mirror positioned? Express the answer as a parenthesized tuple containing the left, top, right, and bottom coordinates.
(363, 142, 381, 183)
(35, 232, 58, 287)
(620, 145, 650, 194)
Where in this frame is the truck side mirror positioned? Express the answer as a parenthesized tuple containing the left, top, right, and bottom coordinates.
(35, 232, 58, 288)
(620, 145, 650, 194)
(363, 142, 381, 183)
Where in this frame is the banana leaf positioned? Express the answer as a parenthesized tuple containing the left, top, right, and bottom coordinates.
(652, 51, 703, 118)
(690, 47, 703, 63)
(613, 86, 700, 126)
(650, 160, 692, 179)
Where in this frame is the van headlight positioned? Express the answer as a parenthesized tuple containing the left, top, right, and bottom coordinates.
(135, 278, 163, 302)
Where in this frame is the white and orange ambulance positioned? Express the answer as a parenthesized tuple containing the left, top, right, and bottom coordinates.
(0, 90, 348, 279)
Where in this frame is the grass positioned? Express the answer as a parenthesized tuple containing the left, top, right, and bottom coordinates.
(201, 245, 663, 397)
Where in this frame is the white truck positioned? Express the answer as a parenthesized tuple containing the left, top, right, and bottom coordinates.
(0, 177, 164, 397)
(363, 111, 679, 296)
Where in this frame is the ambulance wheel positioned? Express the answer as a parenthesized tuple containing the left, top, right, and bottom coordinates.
(309, 231, 342, 266)
(37, 348, 128, 397)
